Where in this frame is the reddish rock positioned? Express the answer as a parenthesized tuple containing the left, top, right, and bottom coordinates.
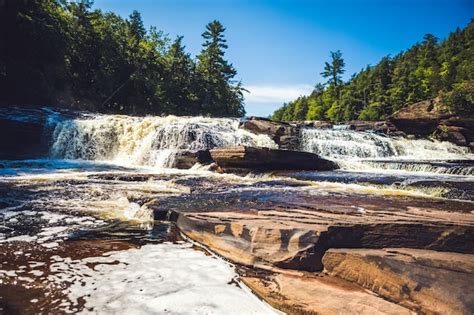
(323, 248, 474, 314)
(153, 188, 474, 272)
(242, 272, 412, 315)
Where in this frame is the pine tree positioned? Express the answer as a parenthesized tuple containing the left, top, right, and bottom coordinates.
(321, 50, 345, 99)
(196, 20, 244, 116)
(129, 10, 145, 41)
(163, 36, 199, 114)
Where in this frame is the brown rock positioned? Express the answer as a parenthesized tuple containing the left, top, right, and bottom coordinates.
(239, 117, 300, 149)
(348, 120, 400, 134)
(436, 125, 468, 146)
(242, 272, 412, 315)
(323, 248, 474, 314)
(171, 150, 212, 169)
(442, 117, 474, 130)
(388, 98, 452, 136)
(155, 189, 474, 272)
(307, 120, 333, 129)
(0, 115, 47, 159)
(209, 146, 338, 173)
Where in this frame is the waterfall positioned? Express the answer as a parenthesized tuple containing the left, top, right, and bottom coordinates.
(48, 112, 473, 174)
(300, 129, 398, 159)
(300, 128, 474, 174)
(50, 115, 277, 168)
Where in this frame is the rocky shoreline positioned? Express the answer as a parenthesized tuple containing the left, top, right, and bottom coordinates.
(143, 172, 474, 314)
(1, 107, 473, 314)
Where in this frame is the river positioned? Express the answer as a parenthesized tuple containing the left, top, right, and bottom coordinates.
(0, 109, 473, 313)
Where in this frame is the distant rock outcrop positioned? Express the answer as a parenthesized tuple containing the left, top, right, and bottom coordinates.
(387, 98, 452, 136)
(435, 118, 474, 150)
(239, 117, 300, 150)
(388, 98, 474, 150)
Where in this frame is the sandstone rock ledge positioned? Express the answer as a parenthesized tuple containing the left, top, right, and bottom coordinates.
(152, 188, 474, 314)
(323, 248, 474, 314)
(209, 146, 338, 173)
(242, 271, 413, 315)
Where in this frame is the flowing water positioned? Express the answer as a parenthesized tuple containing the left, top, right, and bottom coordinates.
(300, 128, 474, 175)
(50, 115, 276, 168)
(1, 109, 473, 313)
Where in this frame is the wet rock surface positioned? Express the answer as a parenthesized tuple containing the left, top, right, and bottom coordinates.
(2, 165, 473, 314)
(171, 149, 212, 169)
(0, 116, 47, 159)
(436, 118, 474, 150)
(209, 146, 338, 173)
(239, 117, 300, 149)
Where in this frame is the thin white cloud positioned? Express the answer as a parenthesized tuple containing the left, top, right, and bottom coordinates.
(243, 84, 314, 103)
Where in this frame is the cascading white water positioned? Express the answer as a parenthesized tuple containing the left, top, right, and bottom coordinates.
(300, 128, 474, 174)
(50, 115, 277, 168)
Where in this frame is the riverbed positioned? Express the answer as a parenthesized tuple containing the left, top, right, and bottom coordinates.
(1, 110, 473, 313)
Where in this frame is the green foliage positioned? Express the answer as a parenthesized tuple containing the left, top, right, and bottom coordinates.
(1, 1, 245, 117)
(440, 81, 474, 116)
(196, 20, 245, 117)
(272, 20, 474, 122)
(321, 50, 345, 100)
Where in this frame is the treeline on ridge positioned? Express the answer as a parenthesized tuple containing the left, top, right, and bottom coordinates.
(272, 20, 473, 122)
(1, 0, 245, 117)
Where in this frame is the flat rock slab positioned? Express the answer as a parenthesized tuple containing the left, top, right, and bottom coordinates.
(209, 146, 338, 173)
(323, 248, 474, 314)
(147, 175, 474, 314)
(153, 184, 474, 272)
(242, 272, 413, 315)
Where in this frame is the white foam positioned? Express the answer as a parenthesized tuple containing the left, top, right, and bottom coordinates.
(43, 243, 277, 314)
(50, 115, 277, 168)
(2, 235, 37, 242)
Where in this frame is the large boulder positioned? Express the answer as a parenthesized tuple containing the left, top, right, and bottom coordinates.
(239, 117, 300, 150)
(171, 150, 212, 169)
(432, 119, 474, 152)
(302, 120, 333, 129)
(209, 146, 338, 173)
(387, 98, 452, 136)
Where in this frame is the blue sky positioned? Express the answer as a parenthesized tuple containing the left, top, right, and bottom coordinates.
(94, 0, 473, 117)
